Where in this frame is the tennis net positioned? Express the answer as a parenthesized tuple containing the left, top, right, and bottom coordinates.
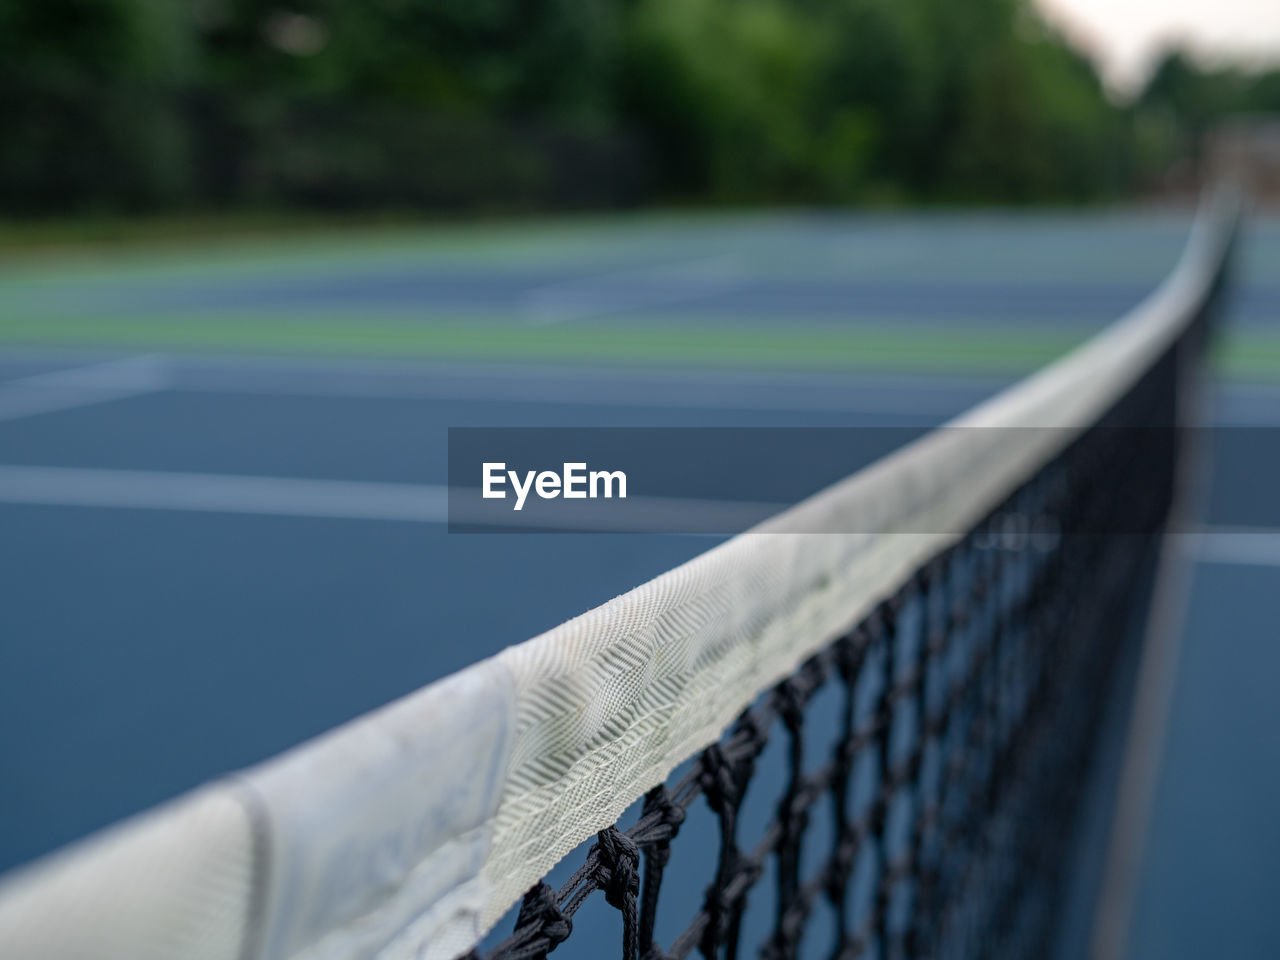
(0, 190, 1238, 960)
(469, 346, 1184, 960)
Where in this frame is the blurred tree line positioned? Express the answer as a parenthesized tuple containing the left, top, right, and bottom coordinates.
(2, 0, 1278, 216)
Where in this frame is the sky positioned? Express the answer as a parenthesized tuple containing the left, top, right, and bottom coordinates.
(1036, 0, 1280, 94)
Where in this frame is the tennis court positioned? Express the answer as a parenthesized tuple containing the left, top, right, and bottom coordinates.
(0, 202, 1278, 959)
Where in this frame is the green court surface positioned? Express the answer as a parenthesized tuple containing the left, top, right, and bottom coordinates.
(0, 209, 1275, 377)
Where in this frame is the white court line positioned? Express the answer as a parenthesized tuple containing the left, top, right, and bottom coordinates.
(0, 465, 450, 521)
(1181, 527, 1280, 566)
(0, 355, 170, 422)
(1, 464, 1276, 543)
(522, 255, 745, 324)
(0, 345, 1014, 392)
(0, 464, 782, 530)
(1092, 523, 1198, 960)
(0, 347, 1008, 415)
(172, 368, 1275, 420)
(170, 371, 988, 415)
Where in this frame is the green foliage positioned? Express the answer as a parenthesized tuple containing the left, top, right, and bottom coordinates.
(621, 0, 823, 199)
(614, 0, 1128, 203)
(195, 0, 623, 119)
(0, 0, 1275, 214)
(1137, 51, 1280, 151)
(0, 0, 194, 211)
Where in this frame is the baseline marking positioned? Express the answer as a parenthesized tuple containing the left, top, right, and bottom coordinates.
(1181, 527, 1280, 567)
(522, 256, 745, 324)
(0, 355, 170, 422)
(0, 464, 782, 530)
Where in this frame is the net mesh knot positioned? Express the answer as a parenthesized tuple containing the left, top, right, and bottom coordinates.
(698, 744, 742, 813)
(594, 828, 640, 911)
(513, 882, 572, 956)
(637, 786, 685, 868)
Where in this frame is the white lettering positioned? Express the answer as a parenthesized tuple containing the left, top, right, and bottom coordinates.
(483, 462, 626, 510)
(482, 463, 506, 499)
(535, 470, 561, 499)
(590, 470, 627, 499)
(509, 470, 536, 511)
(562, 462, 587, 499)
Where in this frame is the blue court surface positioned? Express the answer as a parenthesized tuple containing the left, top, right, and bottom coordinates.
(0, 209, 1277, 957)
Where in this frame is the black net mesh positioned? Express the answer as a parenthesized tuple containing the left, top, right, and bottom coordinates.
(465, 300, 1216, 960)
